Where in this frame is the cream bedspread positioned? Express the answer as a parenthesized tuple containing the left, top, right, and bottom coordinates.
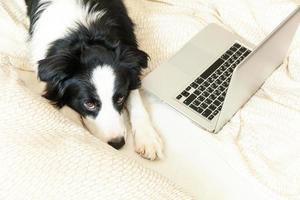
(0, 0, 300, 199)
(125, 0, 300, 199)
(0, 57, 193, 200)
(0, 2, 194, 199)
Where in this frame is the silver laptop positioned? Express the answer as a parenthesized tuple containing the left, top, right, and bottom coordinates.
(143, 6, 300, 133)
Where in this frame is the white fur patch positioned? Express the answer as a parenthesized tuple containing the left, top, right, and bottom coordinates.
(29, 0, 106, 68)
(83, 66, 127, 142)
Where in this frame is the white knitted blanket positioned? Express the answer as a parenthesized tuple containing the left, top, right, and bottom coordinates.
(0, 1, 193, 199)
(124, 0, 300, 199)
(0, 58, 194, 200)
(1, 0, 300, 199)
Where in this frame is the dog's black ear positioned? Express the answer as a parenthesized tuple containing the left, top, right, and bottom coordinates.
(38, 53, 77, 106)
(38, 54, 75, 83)
(119, 46, 149, 90)
(119, 46, 149, 69)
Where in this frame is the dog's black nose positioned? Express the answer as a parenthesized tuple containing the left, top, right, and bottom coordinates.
(108, 137, 125, 150)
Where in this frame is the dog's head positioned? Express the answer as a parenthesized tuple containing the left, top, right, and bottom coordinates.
(38, 37, 148, 149)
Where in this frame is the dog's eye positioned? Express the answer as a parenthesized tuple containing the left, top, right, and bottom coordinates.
(84, 101, 97, 111)
(117, 96, 125, 105)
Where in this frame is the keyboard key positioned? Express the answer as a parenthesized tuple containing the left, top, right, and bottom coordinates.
(235, 50, 243, 56)
(234, 43, 241, 49)
(196, 78, 204, 84)
(202, 109, 212, 118)
(219, 85, 226, 92)
(216, 69, 223, 76)
(209, 104, 217, 111)
(204, 98, 212, 105)
(190, 82, 198, 89)
(244, 50, 251, 57)
(218, 95, 225, 102)
(213, 90, 221, 96)
(181, 91, 190, 97)
(228, 57, 236, 64)
(238, 56, 245, 62)
(194, 90, 201, 95)
(231, 61, 238, 67)
(211, 82, 218, 89)
(209, 94, 217, 100)
(202, 91, 210, 97)
(186, 86, 192, 91)
(225, 49, 235, 56)
(189, 104, 198, 112)
(221, 53, 230, 60)
(200, 58, 224, 79)
(215, 79, 222, 85)
(203, 81, 210, 87)
(217, 86, 225, 93)
(231, 64, 239, 71)
(230, 46, 238, 52)
(211, 73, 218, 79)
(238, 50, 246, 57)
(199, 85, 205, 91)
(207, 77, 214, 83)
(197, 107, 204, 114)
(223, 71, 230, 77)
(212, 110, 219, 116)
(222, 81, 229, 87)
(206, 87, 214, 93)
(240, 57, 245, 63)
(240, 47, 247, 52)
(224, 61, 231, 68)
(197, 96, 205, 101)
(213, 100, 221, 107)
(200, 102, 208, 109)
(184, 94, 197, 105)
(176, 95, 182, 100)
(193, 100, 200, 106)
(219, 74, 226, 81)
(208, 115, 215, 120)
(220, 65, 227, 71)
(233, 53, 240, 59)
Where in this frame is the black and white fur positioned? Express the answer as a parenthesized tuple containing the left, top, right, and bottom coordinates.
(25, 0, 163, 160)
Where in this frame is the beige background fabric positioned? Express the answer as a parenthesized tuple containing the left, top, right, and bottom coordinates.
(1, 0, 300, 199)
(0, 1, 194, 199)
(0, 56, 194, 199)
(122, 0, 300, 199)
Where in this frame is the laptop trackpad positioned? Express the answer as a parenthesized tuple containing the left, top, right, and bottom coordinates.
(170, 44, 215, 76)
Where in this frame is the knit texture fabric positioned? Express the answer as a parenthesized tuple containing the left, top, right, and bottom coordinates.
(0, 57, 194, 200)
(0, 1, 194, 199)
(1, 0, 300, 199)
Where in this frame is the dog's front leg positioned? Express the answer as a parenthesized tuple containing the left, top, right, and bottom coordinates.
(127, 89, 164, 160)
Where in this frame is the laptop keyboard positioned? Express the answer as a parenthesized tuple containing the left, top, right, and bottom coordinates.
(176, 42, 252, 121)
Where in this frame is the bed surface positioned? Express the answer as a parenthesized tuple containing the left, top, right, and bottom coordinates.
(1, 0, 300, 199)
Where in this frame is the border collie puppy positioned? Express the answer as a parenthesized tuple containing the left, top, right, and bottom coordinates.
(25, 0, 163, 160)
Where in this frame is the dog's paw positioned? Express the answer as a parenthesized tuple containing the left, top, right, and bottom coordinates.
(133, 121, 164, 161)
